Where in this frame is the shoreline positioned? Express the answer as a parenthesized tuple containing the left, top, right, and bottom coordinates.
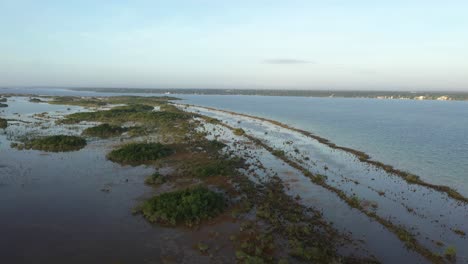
(1, 95, 467, 263)
(179, 103, 468, 204)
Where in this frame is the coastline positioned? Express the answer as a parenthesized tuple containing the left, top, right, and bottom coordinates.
(1, 95, 467, 263)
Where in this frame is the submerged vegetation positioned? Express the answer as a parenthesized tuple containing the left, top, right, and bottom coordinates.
(0, 118, 7, 129)
(144, 171, 167, 186)
(6, 95, 464, 263)
(82, 123, 127, 138)
(135, 186, 225, 226)
(13, 135, 87, 152)
(107, 142, 173, 165)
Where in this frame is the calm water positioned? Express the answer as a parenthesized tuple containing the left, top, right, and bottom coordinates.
(2, 88, 468, 195)
(179, 95, 468, 195)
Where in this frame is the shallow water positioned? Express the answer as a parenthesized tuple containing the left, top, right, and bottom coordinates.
(3, 88, 467, 196)
(186, 105, 468, 263)
(178, 95, 468, 197)
(0, 100, 217, 264)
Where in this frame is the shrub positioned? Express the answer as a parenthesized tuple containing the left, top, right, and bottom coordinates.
(444, 246, 456, 260)
(145, 172, 167, 185)
(0, 118, 7, 129)
(192, 160, 236, 178)
(0, 103, 8, 108)
(22, 135, 86, 152)
(138, 186, 225, 226)
(233, 128, 245, 136)
(82, 123, 127, 138)
(107, 142, 173, 165)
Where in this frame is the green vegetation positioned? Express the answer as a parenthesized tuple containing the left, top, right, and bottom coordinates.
(82, 123, 127, 138)
(29, 98, 44, 103)
(452, 229, 465, 236)
(18, 135, 87, 152)
(0, 103, 8, 107)
(233, 128, 245, 136)
(444, 246, 456, 261)
(49, 95, 178, 107)
(0, 97, 7, 102)
(107, 142, 173, 165)
(192, 160, 237, 178)
(62, 104, 191, 126)
(136, 186, 225, 226)
(145, 171, 167, 186)
(0, 118, 7, 129)
(49, 96, 107, 107)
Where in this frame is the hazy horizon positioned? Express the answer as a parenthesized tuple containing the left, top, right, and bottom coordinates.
(1, 1, 467, 91)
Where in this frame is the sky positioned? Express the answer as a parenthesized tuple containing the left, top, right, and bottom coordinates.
(1, 0, 467, 91)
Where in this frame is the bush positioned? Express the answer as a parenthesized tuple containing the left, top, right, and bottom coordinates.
(82, 123, 127, 138)
(444, 246, 456, 260)
(192, 160, 236, 178)
(0, 103, 8, 108)
(0, 118, 7, 129)
(107, 142, 173, 165)
(233, 128, 245, 136)
(145, 172, 167, 185)
(22, 135, 86, 152)
(138, 186, 225, 226)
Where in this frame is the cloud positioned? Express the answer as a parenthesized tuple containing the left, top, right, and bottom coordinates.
(264, 58, 313, 65)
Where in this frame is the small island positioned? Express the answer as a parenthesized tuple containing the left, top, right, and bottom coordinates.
(82, 123, 127, 138)
(107, 142, 173, 165)
(12, 135, 87, 152)
(135, 186, 225, 226)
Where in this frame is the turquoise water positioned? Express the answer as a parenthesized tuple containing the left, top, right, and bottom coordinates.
(177, 95, 468, 195)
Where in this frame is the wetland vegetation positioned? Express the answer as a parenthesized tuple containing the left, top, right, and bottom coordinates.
(82, 123, 127, 138)
(0, 117, 7, 129)
(5, 94, 465, 263)
(135, 186, 225, 226)
(12, 135, 87, 152)
(107, 142, 173, 165)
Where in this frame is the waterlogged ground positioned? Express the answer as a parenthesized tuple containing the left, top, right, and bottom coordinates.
(182, 104, 468, 263)
(1, 97, 467, 263)
(0, 98, 235, 263)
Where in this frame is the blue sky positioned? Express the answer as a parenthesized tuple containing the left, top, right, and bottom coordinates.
(1, 0, 467, 90)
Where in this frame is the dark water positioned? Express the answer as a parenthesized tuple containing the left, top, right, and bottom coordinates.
(0, 99, 213, 263)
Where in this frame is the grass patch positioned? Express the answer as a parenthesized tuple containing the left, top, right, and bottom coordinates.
(192, 160, 237, 178)
(137, 186, 225, 226)
(0, 118, 7, 129)
(82, 123, 127, 138)
(19, 135, 86, 152)
(107, 142, 173, 165)
(233, 128, 245, 136)
(444, 246, 456, 261)
(145, 171, 167, 186)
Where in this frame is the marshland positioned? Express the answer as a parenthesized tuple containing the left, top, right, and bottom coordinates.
(0, 93, 467, 263)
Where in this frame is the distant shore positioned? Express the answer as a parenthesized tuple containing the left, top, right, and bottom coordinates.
(66, 87, 468, 101)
